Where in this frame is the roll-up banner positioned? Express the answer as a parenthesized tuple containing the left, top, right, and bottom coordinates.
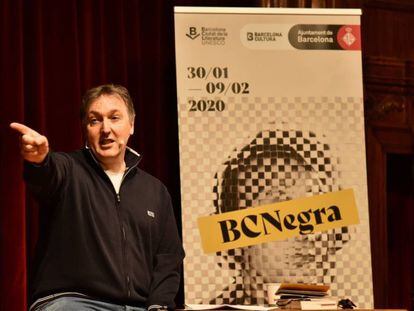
(174, 7, 373, 307)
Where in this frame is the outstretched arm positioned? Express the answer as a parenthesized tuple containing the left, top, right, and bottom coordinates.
(10, 122, 49, 164)
(10, 122, 69, 199)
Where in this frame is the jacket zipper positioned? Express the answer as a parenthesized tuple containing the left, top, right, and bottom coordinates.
(116, 166, 138, 299)
(87, 148, 140, 299)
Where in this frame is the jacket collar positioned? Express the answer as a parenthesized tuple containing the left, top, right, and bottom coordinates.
(84, 145, 142, 171)
(124, 146, 142, 169)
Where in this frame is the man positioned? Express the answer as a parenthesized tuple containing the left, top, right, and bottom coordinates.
(210, 129, 349, 304)
(10, 84, 185, 310)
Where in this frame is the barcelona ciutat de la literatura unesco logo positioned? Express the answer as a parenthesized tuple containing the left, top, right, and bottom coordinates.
(186, 26, 228, 45)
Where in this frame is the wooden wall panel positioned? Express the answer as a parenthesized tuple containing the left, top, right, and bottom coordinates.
(268, 1, 414, 309)
(358, 2, 414, 310)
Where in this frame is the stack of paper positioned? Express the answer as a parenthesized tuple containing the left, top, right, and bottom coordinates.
(276, 283, 330, 299)
(185, 304, 278, 311)
(300, 298, 338, 310)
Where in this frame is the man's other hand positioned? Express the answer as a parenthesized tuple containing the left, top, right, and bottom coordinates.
(10, 122, 49, 164)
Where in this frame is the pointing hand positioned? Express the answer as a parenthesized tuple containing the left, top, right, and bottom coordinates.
(10, 122, 49, 164)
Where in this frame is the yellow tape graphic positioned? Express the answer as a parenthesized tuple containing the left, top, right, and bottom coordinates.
(198, 189, 359, 253)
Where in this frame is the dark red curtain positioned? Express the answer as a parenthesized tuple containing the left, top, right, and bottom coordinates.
(0, 0, 183, 309)
(0, 0, 261, 309)
(1, 1, 26, 309)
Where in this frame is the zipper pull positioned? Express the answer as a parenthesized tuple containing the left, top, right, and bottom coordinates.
(116, 193, 121, 203)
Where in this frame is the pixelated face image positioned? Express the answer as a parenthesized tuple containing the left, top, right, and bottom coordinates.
(213, 129, 348, 303)
(239, 153, 323, 284)
(238, 153, 319, 206)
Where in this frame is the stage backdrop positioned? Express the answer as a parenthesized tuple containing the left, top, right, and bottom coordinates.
(174, 7, 373, 307)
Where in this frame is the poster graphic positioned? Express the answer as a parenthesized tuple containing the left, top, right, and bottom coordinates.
(174, 7, 373, 307)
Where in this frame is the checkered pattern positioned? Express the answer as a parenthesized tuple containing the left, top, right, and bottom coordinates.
(178, 96, 373, 307)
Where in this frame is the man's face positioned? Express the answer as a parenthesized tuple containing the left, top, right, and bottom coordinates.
(85, 94, 134, 167)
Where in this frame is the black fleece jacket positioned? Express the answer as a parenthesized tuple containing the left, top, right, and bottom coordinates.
(24, 148, 185, 308)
